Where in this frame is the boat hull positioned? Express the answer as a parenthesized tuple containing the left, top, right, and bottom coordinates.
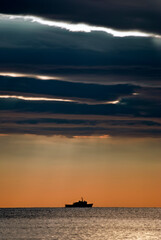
(65, 204, 93, 208)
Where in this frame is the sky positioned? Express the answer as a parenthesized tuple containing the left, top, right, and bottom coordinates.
(0, 0, 161, 207)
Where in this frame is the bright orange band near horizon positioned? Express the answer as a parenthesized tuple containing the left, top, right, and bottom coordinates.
(0, 134, 161, 208)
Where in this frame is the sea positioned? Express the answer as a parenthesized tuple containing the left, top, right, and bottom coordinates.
(0, 208, 161, 240)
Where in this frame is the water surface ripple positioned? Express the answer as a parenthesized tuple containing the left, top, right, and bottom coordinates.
(0, 208, 161, 240)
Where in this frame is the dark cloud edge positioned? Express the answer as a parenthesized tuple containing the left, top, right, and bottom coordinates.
(1, 0, 161, 35)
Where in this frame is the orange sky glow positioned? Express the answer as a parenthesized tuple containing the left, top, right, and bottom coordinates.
(0, 134, 161, 208)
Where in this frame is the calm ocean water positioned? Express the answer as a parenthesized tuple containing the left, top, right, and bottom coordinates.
(0, 208, 161, 240)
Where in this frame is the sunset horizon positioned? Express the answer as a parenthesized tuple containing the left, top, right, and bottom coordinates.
(1, 134, 161, 208)
(0, 1, 161, 239)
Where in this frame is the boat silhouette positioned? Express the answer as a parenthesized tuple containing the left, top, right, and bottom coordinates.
(65, 198, 93, 208)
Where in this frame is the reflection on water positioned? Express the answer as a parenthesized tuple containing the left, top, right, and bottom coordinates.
(0, 208, 161, 239)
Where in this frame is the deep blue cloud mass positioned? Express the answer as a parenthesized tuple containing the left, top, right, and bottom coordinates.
(0, 2, 161, 137)
(0, 76, 137, 101)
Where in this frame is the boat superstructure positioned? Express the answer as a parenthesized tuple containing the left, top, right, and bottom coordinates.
(65, 198, 93, 208)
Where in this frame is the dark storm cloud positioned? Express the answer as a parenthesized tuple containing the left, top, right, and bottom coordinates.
(0, 3, 161, 138)
(0, 43, 160, 88)
(0, 76, 137, 102)
(1, 0, 161, 35)
(0, 18, 161, 87)
(1, 116, 161, 138)
(0, 23, 159, 66)
(1, 65, 161, 87)
(2, 125, 161, 138)
(1, 99, 161, 137)
(1, 116, 161, 128)
(0, 85, 161, 118)
(1, 75, 161, 138)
